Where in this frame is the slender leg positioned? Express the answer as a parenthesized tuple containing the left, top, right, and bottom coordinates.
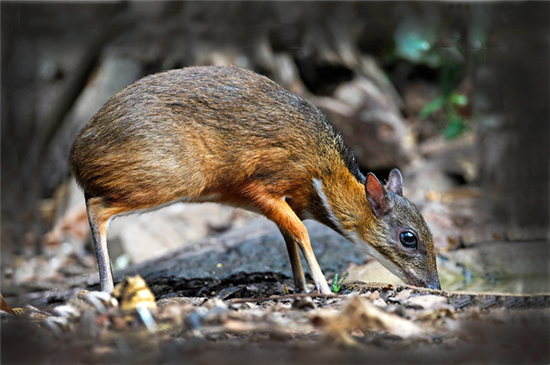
(279, 229, 308, 293)
(253, 195, 331, 294)
(86, 197, 116, 293)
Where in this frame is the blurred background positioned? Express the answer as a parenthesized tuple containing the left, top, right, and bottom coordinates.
(1, 2, 548, 298)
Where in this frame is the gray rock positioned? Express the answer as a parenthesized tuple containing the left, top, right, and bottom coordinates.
(119, 219, 368, 284)
(108, 203, 257, 266)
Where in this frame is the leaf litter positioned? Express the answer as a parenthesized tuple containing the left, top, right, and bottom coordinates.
(2, 276, 549, 364)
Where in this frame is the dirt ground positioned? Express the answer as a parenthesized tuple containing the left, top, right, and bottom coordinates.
(2, 277, 549, 365)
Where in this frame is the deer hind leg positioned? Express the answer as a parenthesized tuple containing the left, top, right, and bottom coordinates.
(85, 196, 128, 292)
(252, 194, 331, 294)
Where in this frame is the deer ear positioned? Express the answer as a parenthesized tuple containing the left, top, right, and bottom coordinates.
(386, 168, 403, 196)
(366, 173, 391, 217)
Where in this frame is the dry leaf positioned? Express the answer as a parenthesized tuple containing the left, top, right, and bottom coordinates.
(1, 293, 15, 315)
(319, 295, 422, 346)
(112, 275, 156, 312)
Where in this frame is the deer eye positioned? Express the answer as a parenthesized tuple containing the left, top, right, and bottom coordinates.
(399, 231, 417, 249)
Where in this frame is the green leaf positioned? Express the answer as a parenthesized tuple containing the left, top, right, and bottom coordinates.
(419, 96, 444, 119)
(444, 113, 468, 140)
(332, 274, 340, 293)
(332, 273, 349, 293)
(450, 92, 468, 106)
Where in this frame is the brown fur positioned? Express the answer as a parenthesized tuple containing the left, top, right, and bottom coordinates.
(69, 66, 440, 293)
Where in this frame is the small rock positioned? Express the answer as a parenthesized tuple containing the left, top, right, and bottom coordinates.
(202, 298, 227, 310)
(405, 295, 450, 310)
(395, 289, 412, 302)
(52, 304, 80, 319)
(372, 298, 387, 308)
(292, 296, 316, 310)
(42, 316, 69, 338)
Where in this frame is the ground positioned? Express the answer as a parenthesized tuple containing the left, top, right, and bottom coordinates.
(2, 274, 549, 364)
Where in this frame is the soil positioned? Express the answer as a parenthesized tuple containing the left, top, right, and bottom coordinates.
(2, 279, 549, 365)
